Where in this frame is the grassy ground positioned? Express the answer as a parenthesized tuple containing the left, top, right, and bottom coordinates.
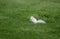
(0, 0, 60, 39)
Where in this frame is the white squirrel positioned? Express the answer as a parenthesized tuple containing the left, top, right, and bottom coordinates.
(30, 16, 46, 24)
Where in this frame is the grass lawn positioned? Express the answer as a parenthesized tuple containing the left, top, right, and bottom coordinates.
(0, 0, 60, 39)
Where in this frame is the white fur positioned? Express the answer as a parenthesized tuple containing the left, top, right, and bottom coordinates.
(30, 16, 37, 23)
(30, 16, 46, 24)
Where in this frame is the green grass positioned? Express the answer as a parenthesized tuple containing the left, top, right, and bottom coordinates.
(0, 0, 60, 39)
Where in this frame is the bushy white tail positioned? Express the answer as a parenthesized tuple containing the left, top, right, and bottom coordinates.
(37, 19, 46, 24)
